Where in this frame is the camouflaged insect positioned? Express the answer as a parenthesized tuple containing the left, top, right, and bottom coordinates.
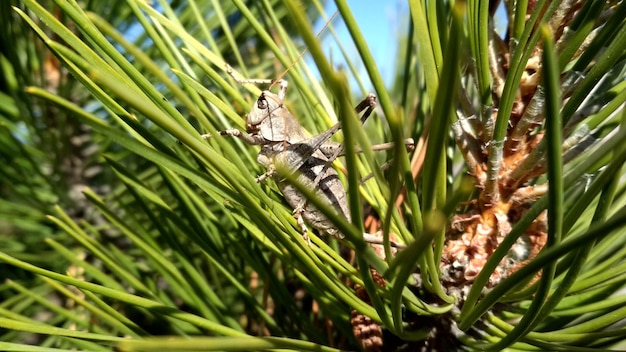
(208, 66, 407, 246)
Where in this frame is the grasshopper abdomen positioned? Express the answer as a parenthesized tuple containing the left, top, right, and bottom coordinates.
(273, 146, 350, 239)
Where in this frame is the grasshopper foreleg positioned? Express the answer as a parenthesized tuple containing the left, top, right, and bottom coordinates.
(255, 164, 275, 183)
(200, 129, 267, 146)
(201, 130, 278, 183)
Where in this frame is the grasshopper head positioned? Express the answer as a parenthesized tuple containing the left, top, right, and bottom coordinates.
(246, 91, 287, 142)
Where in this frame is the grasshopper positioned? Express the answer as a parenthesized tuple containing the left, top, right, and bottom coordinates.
(206, 65, 410, 246)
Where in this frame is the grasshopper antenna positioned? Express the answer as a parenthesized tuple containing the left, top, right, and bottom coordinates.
(269, 10, 338, 90)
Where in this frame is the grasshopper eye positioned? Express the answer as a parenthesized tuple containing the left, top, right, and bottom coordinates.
(257, 97, 268, 110)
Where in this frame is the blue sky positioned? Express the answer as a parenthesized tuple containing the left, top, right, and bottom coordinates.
(312, 1, 406, 88)
(311, 1, 508, 90)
